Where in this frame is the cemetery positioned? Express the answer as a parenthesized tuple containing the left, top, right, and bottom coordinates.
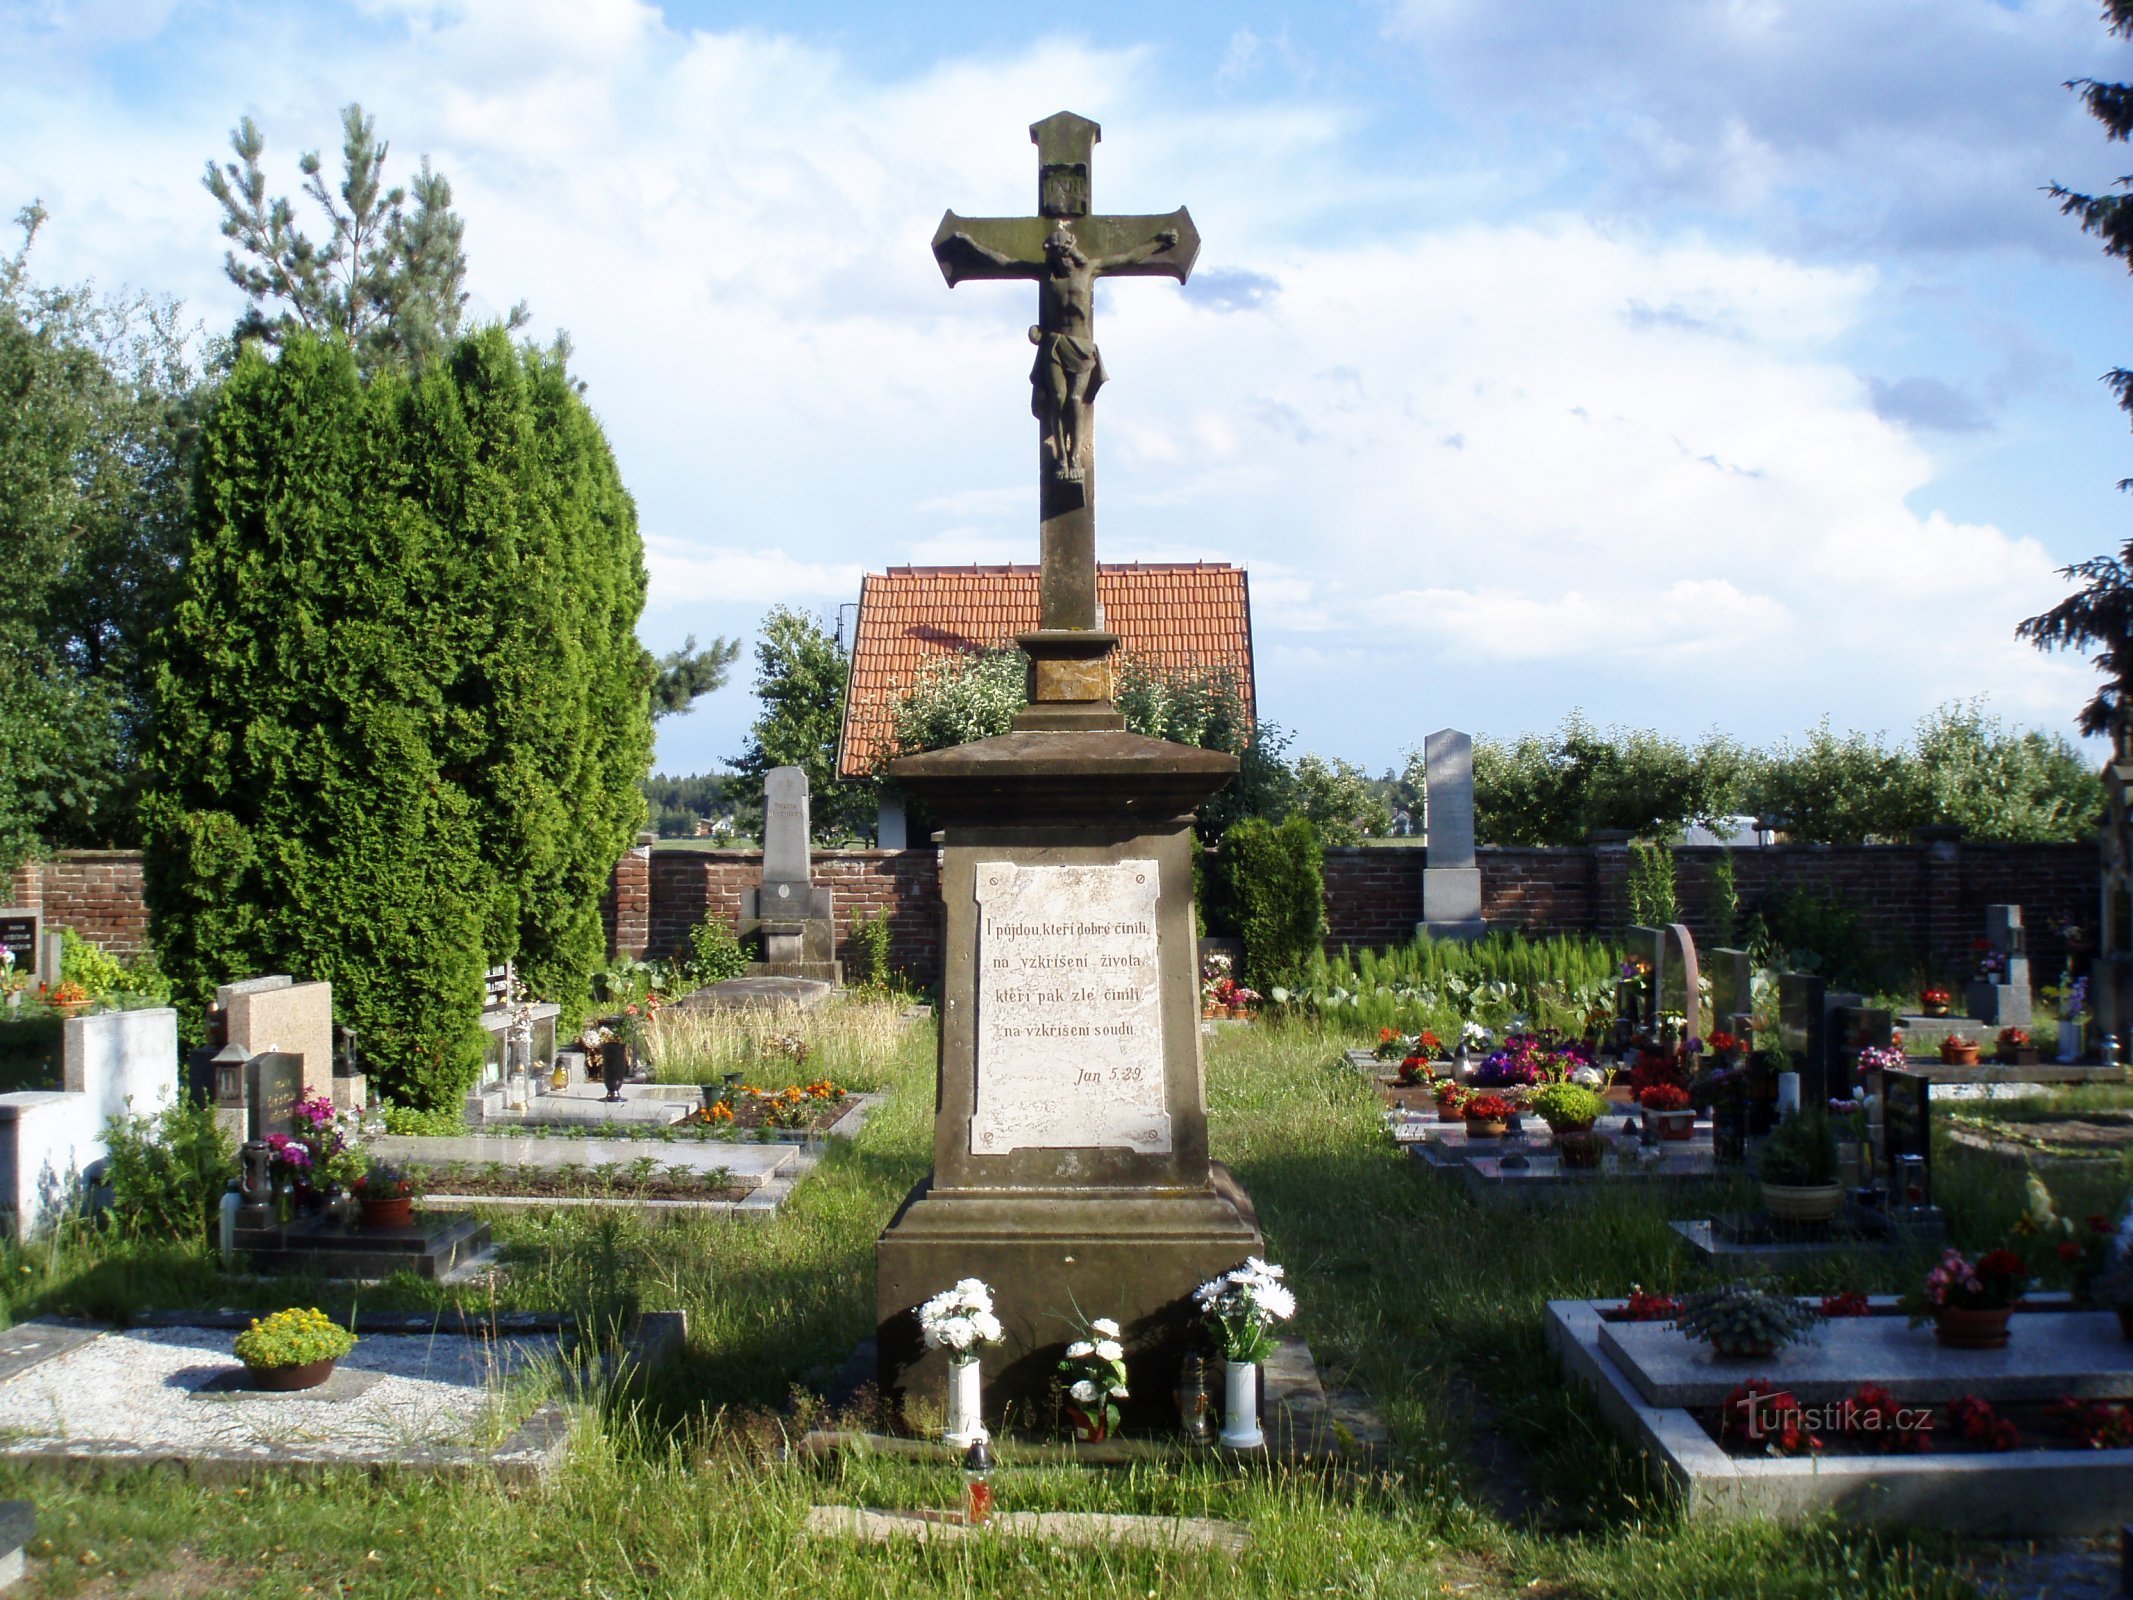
(9, 22, 2133, 1597)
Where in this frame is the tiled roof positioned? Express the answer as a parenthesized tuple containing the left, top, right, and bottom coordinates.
(837, 562, 1255, 776)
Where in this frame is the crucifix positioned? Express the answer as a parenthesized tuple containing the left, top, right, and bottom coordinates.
(932, 112, 1200, 729)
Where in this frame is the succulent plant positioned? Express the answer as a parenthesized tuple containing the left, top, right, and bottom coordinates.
(1674, 1283, 1820, 1356)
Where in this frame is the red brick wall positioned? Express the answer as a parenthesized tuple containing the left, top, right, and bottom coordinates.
(7, 851, 150, 959)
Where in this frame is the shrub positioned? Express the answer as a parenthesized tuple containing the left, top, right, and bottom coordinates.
(851, 908, 894, 992)
(1626, 840, 1679, 927)
(100, 1097, 236, 1246)
(377, 1100, 467, 1137)
(679, 915, 747, 990)
(60, 930, 129, 1002)
(233, 1306, 356, 1369)
(1222, 814, 1325, 993)
(1759, 1107, 1838, 1187)
(1531, 1082, 1605, 1129)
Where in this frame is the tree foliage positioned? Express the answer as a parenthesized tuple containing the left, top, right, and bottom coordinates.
(1222, 815, 1326, 993)
(2025, 3, 2133, 731)
(1291, 754, 1393, 846)
(729, 606, 873, 841)
(143, 328, 652, 1108)
(1469, 713, 1749, 845)
(650, 633, 741, 720)
(203, 104, 514, 373)
(0, 203, 203, 870)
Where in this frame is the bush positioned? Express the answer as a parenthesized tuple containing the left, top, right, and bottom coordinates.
(1748, 885, 1898, 992)
(59, 930, 127, 1002)
(100, 1097, 236, 1246)
(1222, 815, 1325, 993)
(851, 907, 895, 992)
(1626, 841, 1679, 927)
(679, 915, 747, 990)
(377, 1100, 467, 1137)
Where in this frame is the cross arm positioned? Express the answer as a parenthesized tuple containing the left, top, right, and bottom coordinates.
(1080, 208, 1200, 281)
(931, 212, 1049, 285)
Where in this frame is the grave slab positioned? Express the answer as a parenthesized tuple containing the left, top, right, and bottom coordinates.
(675, 976, 834, 1013)
(1547, 1297, 2133, 1535)
(1670, 1210, 1944, 1268)
(0, 1319, 569, 1480)
(1599, 1307, 2133, 1409)
(0, 1500, 29, 1591)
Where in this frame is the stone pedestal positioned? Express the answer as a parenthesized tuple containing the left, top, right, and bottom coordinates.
(875, 729, 1262, 1430)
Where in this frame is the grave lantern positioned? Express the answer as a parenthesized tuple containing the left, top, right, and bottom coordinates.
(210, 1042, 252, 1107)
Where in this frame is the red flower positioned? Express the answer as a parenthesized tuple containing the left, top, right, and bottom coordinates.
(1976, 1248, 2027, 1278)
(1819, 1291, 1871, 1318)
(2059, 1240, 2086, 1264)
(1639, 1084, 1691, 1112)
(1463, 1093, 1516, 1121)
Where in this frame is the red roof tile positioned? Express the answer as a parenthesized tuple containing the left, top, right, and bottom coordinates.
(837, 563, 1254, 776)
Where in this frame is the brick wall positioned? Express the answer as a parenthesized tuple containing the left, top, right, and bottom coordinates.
(6, 852, 150, 959)
(617, 848, 948, 988)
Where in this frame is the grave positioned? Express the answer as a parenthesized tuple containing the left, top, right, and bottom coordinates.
(0, 1007, 177, 1239)
(873, 112, 1264, 1432)
(1417, 729, 1486, 941)
(469, 961, 561, 1120)
(0, 910, 38, 986)
(0, 1310, 681, 1480)
(1965, 904, 2034, 1029)
(218, 975, 341, 1105)
(1548, 1295, 2133, 1534)
(737, 766, 841, 984)
(1408, 1119, 1737, 1207)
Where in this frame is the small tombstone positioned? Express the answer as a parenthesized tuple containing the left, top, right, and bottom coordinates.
(1418, 729, 1486, 940)
(1777, 973, 1828, 1106)
(245, 1051, 305, 1143)
(1881, 1066, 1934, 1210)
(737, 766, 840, 981)
(1664, 922, 1702, 1041)
(1709, 947, 1753, 1036)
(1964, 904, 2034, 1029)
(223, 979, 334, 1102)
(0, 909, 39, 980)
(36, 930, 62, 987)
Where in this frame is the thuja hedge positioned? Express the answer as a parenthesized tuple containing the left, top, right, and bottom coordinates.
(141, 330, 652, 1108)
(1221, 814, 1326, 993)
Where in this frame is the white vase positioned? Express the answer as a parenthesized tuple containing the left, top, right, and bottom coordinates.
(1219, 1358, 1263, 1449)
(943, 1353, 984, 1447)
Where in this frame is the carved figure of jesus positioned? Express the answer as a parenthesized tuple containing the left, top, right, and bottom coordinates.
(947, 220, 1180, 478)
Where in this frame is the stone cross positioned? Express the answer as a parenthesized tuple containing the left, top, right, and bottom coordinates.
(932, 111, 1199, 726)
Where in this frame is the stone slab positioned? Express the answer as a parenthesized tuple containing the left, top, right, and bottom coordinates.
(225, 981, 334, 1101)
(1547, 1297, 2133, 1536)
(238, 1211, 492, 1281)
(0, 1320, 569, 1481)
(1598, 1308, 2133, 1409)
(1670, 1212, 1944, 1269)
(1421, 866, 1483, 926)
(677, 977, 833, 1012)
(366, 1134, 793, 1182)
(802, 1506, 1250, 1554)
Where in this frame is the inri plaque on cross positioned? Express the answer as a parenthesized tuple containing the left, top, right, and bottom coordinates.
(933, 112, 1199, 721)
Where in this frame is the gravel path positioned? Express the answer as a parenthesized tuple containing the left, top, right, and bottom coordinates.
(0, 1327, 554, 1462)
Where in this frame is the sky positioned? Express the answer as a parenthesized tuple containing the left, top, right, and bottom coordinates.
(7, 0, 2133, 778)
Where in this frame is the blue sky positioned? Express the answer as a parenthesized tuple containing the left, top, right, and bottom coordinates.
(8, 0, 2133, 778)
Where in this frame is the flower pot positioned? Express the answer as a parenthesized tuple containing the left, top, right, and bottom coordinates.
(1464, 1116, 1507, 1139)
(1555, 1129, 1605, 1169)
(1435, 1103, 1465, 1123)
(1922, 1000, 1951, 1017)
(1065, 1404, 1109, 1443)
(1995, 1045, 2039, 1066)
(1760, 1181, 1844, 1224)
(943, 1354, 985, 1447)
(1933, 1304, 2013, 1350)
(1219, 1358, 1263, 1449)
(359, 1195, 414, 1232)
(1647, 1109, 1694, 1142)
(246, 1357, 337, 1392)
(599, 1040, 631, 1099)
(1708, 1335, 1779, 1360)
(1940, 1043, 1980, 1067)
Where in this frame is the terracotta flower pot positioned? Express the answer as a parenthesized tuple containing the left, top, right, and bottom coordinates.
(1555, 1129, 1605, 1169)
(1464, 1116, 1508, 1139)
(1761, 1181, 1844, 1224)
(1647, 1109, 1695, 1142)
(1435, 1104, 1465, 1124)
(246, 1357, 337, 1392)
(1933, 1304, 2013, 1350)
(1922, 1000, 1951, 1017)
(359, 1195, 414, 1232)
(1066, 1404, 1109, 1443)
(1941, 1043, 1980, 1067)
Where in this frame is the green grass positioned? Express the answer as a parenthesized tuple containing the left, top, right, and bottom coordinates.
(0, 1014, 2113, 1597)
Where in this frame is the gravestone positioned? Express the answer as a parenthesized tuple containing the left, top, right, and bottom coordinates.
(1963, 903, 2033, 1029)
(0, 912, 38, 981)
(1418, 730, 1486, 941)
(738, 767, 840, 983)
(1881, 1066, 1934, 1210)
(1710, 947, 1753, 1036)
(1777, 973, 1828, 1105)
(1664, 922, 1701, 1041)
(1620, 925, 1666, 1034)
(877, 112, 1260, 1429)
(222, 979, 335, 1104)
(245, 1052, 305, 1143)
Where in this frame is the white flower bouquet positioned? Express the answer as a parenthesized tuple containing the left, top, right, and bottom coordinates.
(917, 1277, 1004, 1356)
(1057, 1315, 1129, 1438)
(1194, 1257, 1296, 1364)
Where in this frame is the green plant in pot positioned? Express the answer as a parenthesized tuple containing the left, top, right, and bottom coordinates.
(233, 1306, 357, 1391)
(1757, 1107, 1842, 1223)
(1674, 1283, 1819, 1359)
(352, 1156, 424, 1231)
(1529, 1082, 1608, 1166)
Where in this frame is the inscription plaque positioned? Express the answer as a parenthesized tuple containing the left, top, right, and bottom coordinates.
(972, 859, 1168, 1155)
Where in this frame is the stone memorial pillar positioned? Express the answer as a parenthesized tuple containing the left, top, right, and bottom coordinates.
(739, 766, 841, 982)
(1418, 729, 1486, 941)
(1963, 903, 2033, 1029)
(879, 112, 1259, 1430)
